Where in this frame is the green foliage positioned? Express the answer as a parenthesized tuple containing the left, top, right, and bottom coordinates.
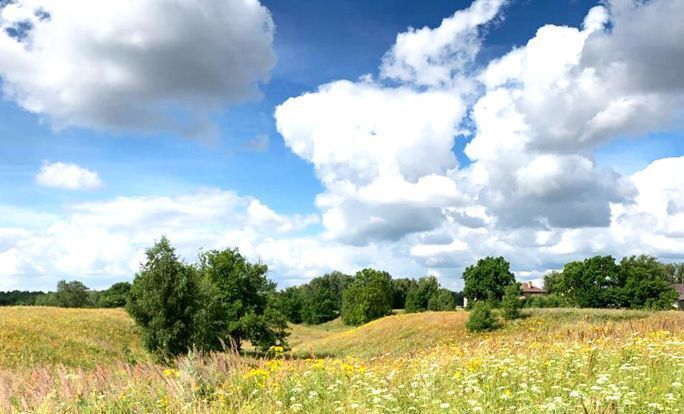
(543, 271, 563, 294)
(299, 272, 352, 324)
(522, 294, 575, 308)
(618, 255, 678, 310)
(98, 282, 132, 308)
(663, 262, 684, 284)
(391, 278, 417, 309)
(193, 247, 289, 352)
(427, 288, 456, 311)
(501, 283, 522, 320)
(405, 276, 440, 313)
(463, 256, 515, 305)
(56, 280, 90, 308)
(341, 268, 393, 326)
(466, 301, 497, 332)
(127, 237, 200, 357)
(555, 256, 621, 308)
(0, 290, 45, 306)
(271, 286, 304, 324)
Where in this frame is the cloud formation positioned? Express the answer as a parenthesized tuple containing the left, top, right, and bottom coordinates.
(35, 162, 102, 190)
(0, 0, 276, 134)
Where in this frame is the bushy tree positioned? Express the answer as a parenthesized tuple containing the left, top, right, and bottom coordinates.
(341, 268, 393, 326)
(427, 288, 456, 311)
(299, 272, 352, 324)
(98, 282, 131, 308)
(55, 280, 90, 308)
(619, 255, 677, 310)
(466, 301, 497, 332)
(523, 294, 574, 308)
(193, 248, 289, 352)
(556, 256, 620, 308)
(663, 262, 684, 284)
(501, 283, 522, 320)
(543, 271, 563, 294)
(127, 237, 199, 357)
(405, 276, 440, 313)
(463, 257, 515, 305)
(271, 286, 304, 324)
(391, 278, 417, 309)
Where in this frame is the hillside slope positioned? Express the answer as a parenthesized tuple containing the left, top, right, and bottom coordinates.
(0, 306, 147, 368)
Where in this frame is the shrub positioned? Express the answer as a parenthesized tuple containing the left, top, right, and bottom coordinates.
(501, 283, 522, 320)
(427, 288, 456, 311)
(341, 268, 393, 326)
(522, 294, 575, 308)
(466, 301, 497, 332)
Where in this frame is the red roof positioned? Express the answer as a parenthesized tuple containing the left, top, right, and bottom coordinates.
(673, 284, 684, 301)
(521, 282, 546, 293)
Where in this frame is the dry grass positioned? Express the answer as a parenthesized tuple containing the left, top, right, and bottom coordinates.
(0, 307, 682, 413)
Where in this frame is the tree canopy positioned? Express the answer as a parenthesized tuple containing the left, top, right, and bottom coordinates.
(463, 256, 516, 304)
(341, 268, 393, 325)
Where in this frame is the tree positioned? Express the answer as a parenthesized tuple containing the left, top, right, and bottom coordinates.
(99, 282, 131, 308)
(271, 286, 304, 324)
(391, 278, 417, 309)
(299, 272, 352, 324)
(556, 256, 620, 308)
(427, 288, 456, 311)
(619, 255, 678, 310)
(341, 268, 393, 326)
(462, 256, 515, 305)
(466, 301, 497, 332)
(405, 276, 440, 313)
(501, 283, 522, 320)
(127, 237, 199, 357)
(663, 262, 684, 284)
(543, 271, 563, 294)
(193, 248, 288, 352)
(55, 280, 90, 308)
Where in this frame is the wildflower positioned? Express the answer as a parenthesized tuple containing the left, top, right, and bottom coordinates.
(439, 402, 450, 409)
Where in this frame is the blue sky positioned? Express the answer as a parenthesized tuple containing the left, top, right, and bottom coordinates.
(1, 0, 683, 291)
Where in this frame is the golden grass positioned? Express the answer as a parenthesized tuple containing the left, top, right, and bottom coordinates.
(0, 307, 682, 413)
(0, 306, 148, 369)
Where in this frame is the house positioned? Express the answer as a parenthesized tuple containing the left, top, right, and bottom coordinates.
(673, 284, 684, 310)
(520, 282, 547, 298)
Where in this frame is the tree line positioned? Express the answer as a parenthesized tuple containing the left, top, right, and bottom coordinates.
(1, 237, 681, 355)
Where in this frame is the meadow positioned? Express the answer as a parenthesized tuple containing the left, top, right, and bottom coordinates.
(0, 307, 683, 413)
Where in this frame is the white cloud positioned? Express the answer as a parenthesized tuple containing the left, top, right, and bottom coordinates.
(0, 0, 276, 134)
(35, 161, 102, 190)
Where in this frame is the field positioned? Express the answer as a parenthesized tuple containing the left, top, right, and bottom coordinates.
(1, 307, 683, 413)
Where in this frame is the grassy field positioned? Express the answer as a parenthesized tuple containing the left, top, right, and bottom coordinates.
(0, 307, 683, 413)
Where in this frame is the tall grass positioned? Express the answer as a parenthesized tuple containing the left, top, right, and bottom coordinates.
(1, 308, 682, 413)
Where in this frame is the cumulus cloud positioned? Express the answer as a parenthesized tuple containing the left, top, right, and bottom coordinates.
(0, 0, 276, 134)
(0, 189, 319, 289)
(35, 161, 102, 190)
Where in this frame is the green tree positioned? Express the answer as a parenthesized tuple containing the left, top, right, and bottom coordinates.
(427, 288, 456, 311)
(556, 256, 620, 308)
(462, 256, 515, 305)
(391, 278, 417, 309)
(127, 237, 199, 357)
(299, 271, 352, 324)
(271, 286, 304, 324)
(405, 276, 440, 313)
(193, 248, 288, 352)
(55, 280, 90, 308)
(466, 301, 497, 332)
(619, 255, 678, 310)
(501, 283, 523, 320)
(341, 268, 393, 326)
(663, 262, 684, 284)
(543, 271, 563, 294)
(99, 282, 131, 308)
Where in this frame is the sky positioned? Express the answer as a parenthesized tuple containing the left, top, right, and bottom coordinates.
(0, 0, 683, 291)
